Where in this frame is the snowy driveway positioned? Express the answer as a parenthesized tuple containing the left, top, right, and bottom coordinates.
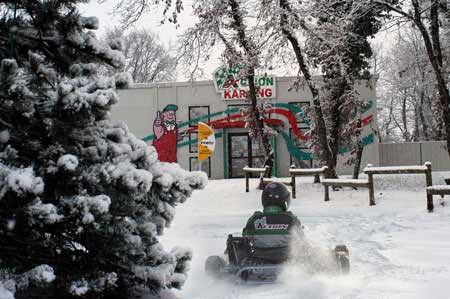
(162, 178, 450, 299)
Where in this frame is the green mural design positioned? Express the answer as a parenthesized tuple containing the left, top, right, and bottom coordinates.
(274, 128, 312, 160)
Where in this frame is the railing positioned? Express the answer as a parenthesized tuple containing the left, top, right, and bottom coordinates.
(289, 166, 328, 199)
(243, 166, 268, 192)
(363, 162, 433, 211)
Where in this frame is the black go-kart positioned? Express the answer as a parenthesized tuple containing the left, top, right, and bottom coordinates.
(205, 234, 350, 284)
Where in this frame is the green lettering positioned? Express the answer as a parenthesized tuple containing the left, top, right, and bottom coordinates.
(258, 77, 265, 86)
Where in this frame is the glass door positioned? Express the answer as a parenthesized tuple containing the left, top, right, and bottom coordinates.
(228, 133, 266, 178)
(228, 133, 250, 178)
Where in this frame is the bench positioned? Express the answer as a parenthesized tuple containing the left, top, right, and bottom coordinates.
(322, 178, 373, 205)
(427, 185, 450, 207)
(364, 162, 433, 212)
(289, 166, 328, 199)
(260, 166, 329, 198)
(427, 185, 450, 196)
(243, 166, 268, 192)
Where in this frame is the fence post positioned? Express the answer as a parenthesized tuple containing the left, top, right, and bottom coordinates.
(245, 166, 249, 192)
(368, 173, 375, 206)
(324, 184, 330, 201)
(290, 165, 296, 199)
(322, 166, 330, 201)
(365, 164, 375, 206)
(425, 162, 433, 212)
(313, 164, 320, 183)
(323, 166, 329, 178)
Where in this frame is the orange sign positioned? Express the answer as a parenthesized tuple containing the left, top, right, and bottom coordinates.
(198, 122, 215, 161)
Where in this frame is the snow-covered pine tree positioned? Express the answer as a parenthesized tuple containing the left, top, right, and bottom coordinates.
(0, 1, 206, 298)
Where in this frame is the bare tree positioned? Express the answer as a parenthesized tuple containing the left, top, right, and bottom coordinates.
(376, 26, 442, 142)
(99, 0, 183, 28)
(375, 0, 450, 155)
(104, 28, 176, 83)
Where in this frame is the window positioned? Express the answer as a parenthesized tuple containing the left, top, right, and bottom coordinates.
(288, 101, 311, 124)
(189, 157, 211, 178)
(189, 106, 210, 127)
(189, 132, 198, 153)
(289, 128, 313, 168)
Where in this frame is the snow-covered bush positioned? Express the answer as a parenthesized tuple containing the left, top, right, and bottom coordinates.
(0, 1, 207, 297)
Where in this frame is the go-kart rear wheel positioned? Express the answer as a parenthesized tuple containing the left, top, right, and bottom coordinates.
(334, 245, 350, 274)
(205, 255, 226, 279)
(337, 254, 350, 273)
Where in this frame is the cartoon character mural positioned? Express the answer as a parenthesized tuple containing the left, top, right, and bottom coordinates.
(152, 104, 178, 162)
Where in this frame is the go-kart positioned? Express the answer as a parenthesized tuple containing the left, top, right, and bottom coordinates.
(205, 234, 350, 284)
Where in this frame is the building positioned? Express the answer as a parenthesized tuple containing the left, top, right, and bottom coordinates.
(113, 75, 379, 179)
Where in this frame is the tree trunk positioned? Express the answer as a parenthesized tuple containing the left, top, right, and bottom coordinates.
(352, 118, 364, 179)
(247, 69, 274, 178)
(419, 91, 429, 140)
(413, 103, 420, 141)
(326, 79, 349, 178)
(401, 93, 410, 141)
(412, 0, 450, 156)
(227, 0, 274, 178)
(278, 0, 336, 178)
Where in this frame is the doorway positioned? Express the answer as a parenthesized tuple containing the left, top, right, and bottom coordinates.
(228, 133, 265, 178)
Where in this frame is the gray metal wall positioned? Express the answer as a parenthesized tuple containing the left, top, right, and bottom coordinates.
(379, 141, 450, 171)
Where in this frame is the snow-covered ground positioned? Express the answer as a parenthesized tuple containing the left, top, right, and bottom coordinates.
(162, 174, 450, 299)
(2, 174, 449, 299)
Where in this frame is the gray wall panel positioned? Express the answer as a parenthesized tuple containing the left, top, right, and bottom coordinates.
(379, 143, 421, 166)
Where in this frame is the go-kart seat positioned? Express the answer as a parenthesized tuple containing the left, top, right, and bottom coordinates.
(226, 235, 289, 265)
(250, 246, 289, 263)
(226, 235, 251, 266)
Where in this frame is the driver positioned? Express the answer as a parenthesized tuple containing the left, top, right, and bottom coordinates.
(242, 182, 303, 262)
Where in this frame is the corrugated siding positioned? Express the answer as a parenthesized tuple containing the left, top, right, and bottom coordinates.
(379, 142, 450, 171)
(379, 143, 421, 166)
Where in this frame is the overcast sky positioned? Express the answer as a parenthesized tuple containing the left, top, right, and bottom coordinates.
(78, 0, 392, 82)
(78, 0, 220, 81)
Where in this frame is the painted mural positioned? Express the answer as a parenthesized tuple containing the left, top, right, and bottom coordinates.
(152, 104, 179, 162)
(145, 101, 375, 165)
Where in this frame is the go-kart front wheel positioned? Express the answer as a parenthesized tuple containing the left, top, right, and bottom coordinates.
(205, 255, 226, 279)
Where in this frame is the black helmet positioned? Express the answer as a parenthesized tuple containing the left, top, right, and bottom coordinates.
(262, 182, 291, 211)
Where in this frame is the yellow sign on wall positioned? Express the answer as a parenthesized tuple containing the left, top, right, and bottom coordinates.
(198, 122, 215, 161)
